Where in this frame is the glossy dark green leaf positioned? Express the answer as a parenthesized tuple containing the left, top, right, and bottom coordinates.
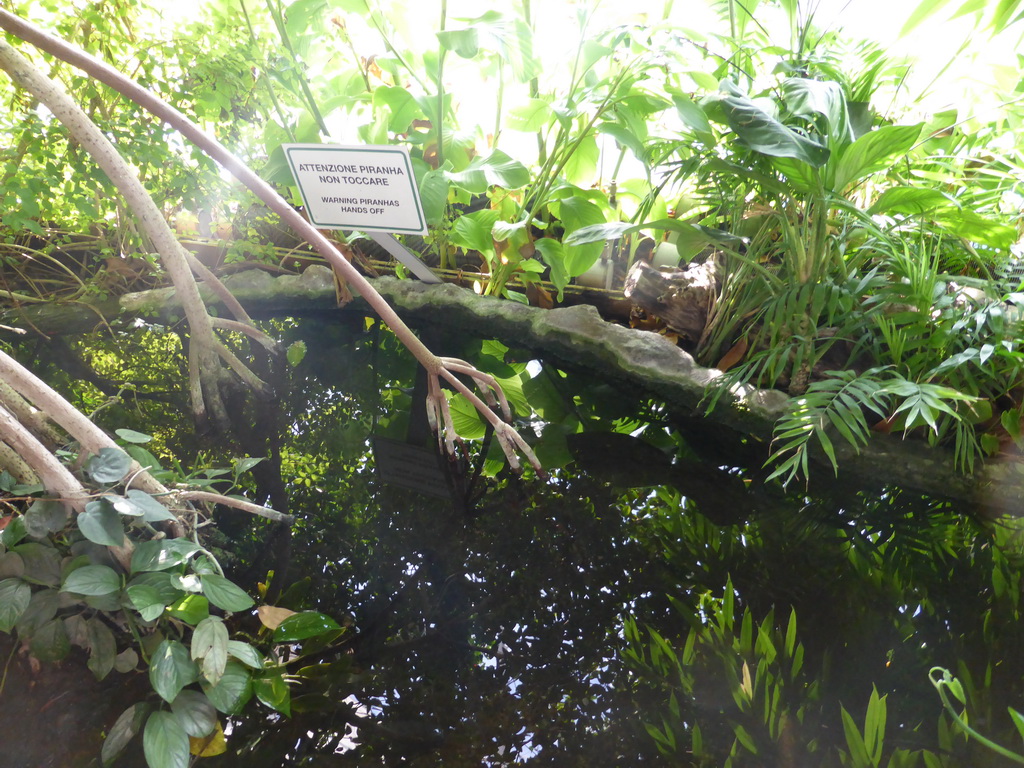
(115, 428, 152, 443)
(130, 539, 200, 573)
(16, 587, 59, 636)
(200, 574, 255, 613)
(712, 86, 829, 167)
(23, 499, 68, 537)
(102, 702, 150, 767)
(77, 501, 125, 547)
(170, 689, 217, 738)
(143, 710, 189, 768)
(30, 617, 70, 662)
(149, 639, 199, 703)
(122, 490, 176, 522)
(254, 672, 291, 716)
(201, 660, 253, 714)
(86, 616, 117, 680)
(85, 447, 132, 485)
(126, 584, 166, 621)
(274, 611, 342, 642)
(63, 564, 121, 596)
(0, 578, 31, 632)
(0, 516, 27, 548)
(13, 542, 62, 587)
(226, 640, 265, 669)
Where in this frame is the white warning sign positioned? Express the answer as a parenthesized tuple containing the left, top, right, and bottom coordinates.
(284, 144, 427, 235)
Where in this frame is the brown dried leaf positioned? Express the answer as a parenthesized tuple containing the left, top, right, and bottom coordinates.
(257, 605, 296, 630)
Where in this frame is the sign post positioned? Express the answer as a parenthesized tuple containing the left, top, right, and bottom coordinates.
(283, 143, 440, 283)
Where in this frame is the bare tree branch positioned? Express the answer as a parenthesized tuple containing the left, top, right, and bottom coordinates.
(0, 10, 541, 473)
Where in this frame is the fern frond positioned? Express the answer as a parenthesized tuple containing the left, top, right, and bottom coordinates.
(766, 367, 892, 486)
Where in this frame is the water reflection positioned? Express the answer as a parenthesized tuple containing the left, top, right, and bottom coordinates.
(208, 318, 1024, 767)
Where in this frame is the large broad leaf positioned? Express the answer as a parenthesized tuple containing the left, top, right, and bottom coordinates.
(23, 499, 68, 538)
(553, 196, 606, 277)
(507, 98, 552, 132)
(201, 574, 255, 613)
(30, 617, 70, 662)
(63, 564, 121, 596)
(782, 78, 851, 143)
(273, 611, 342, 642)
(868, 186, 958, 215)
(0, 578, 31, 632)
(254, 672, 292, 716)
(122, 490, 176, 523)
(192, 616, 229, 686)
(170, 689, 217, 738)
(86, 617, 117, 681)
(84, 447, 132, 485)
(833, 124, 922, 190)
(372, 85, 423, 134)
(671, 91, 715, 145)
(201, 660, 253, 715)
(102, 703, 150, 767)
(144, 710, 190, 768)
(533, 238, 569, 299)
(436, 11, 540, 82)
(450, 209, 500, 262)
(445, 149, 531, 194)
(150, 639, 199, 704)
(77, 500, 124, 547)
(934, 209, 1018, 250)
(131, 539, 200, 574)
(711, 86, 829, 167)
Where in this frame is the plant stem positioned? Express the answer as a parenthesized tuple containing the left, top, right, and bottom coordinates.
(436, 0, 448, 168)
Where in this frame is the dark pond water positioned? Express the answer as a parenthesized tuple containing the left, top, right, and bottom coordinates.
(12, 315, 1024, 767)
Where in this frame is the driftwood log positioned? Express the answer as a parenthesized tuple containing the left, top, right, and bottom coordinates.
(623, 260, 719, 343)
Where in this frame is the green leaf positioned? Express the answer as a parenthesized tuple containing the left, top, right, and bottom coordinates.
(446, 149, 531, 194)
(170, 689, 217, 738)
(233, 457, 266, 477)
(274, 611, 342, 642)
(201, 660, 253, 715)
(102, 703, 150, 767)
(149, 639, 199, 703)
(30, 617, 70, 662)
(143, 710, 190, 768)
(63, 564, 121, 596)
(115, 428, 152, 444)
(0, 515, 27, 548)
(122, 490, 176, 522)
(372, 85, 423, 134)
(450, 209, 499, 261)
(867, 186, 957, 215)
(254, 672, 292, 716)
(507, 98, 552, 132)
(840, 704, 871, 765)
(124, 444, 164, 474)
(86, 617, 117, 680)
(193, 616, 230, 686)
(672, 91, 715, 145)
(200, 574, 255, 613)
(553, 196, 605, 277)
(711, 85, 829, 166)
(77, 500, 125, 547)
(783, 77, 851, 142)
(533, 238, 569, 299)
(417, 168, 450, 227)
(227, 640, 265, 669)
(286, 340, 307, 368)
(833, 124, 922, 190)
(166, 594, 210, 625)
(131, 539, 200, 573)
(14, 541, 62, 586)
(0, 578, 31, 632)
(85, 447, 132, 485)
(126, 585, 168, 621)
(23, 499, 68, 538)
